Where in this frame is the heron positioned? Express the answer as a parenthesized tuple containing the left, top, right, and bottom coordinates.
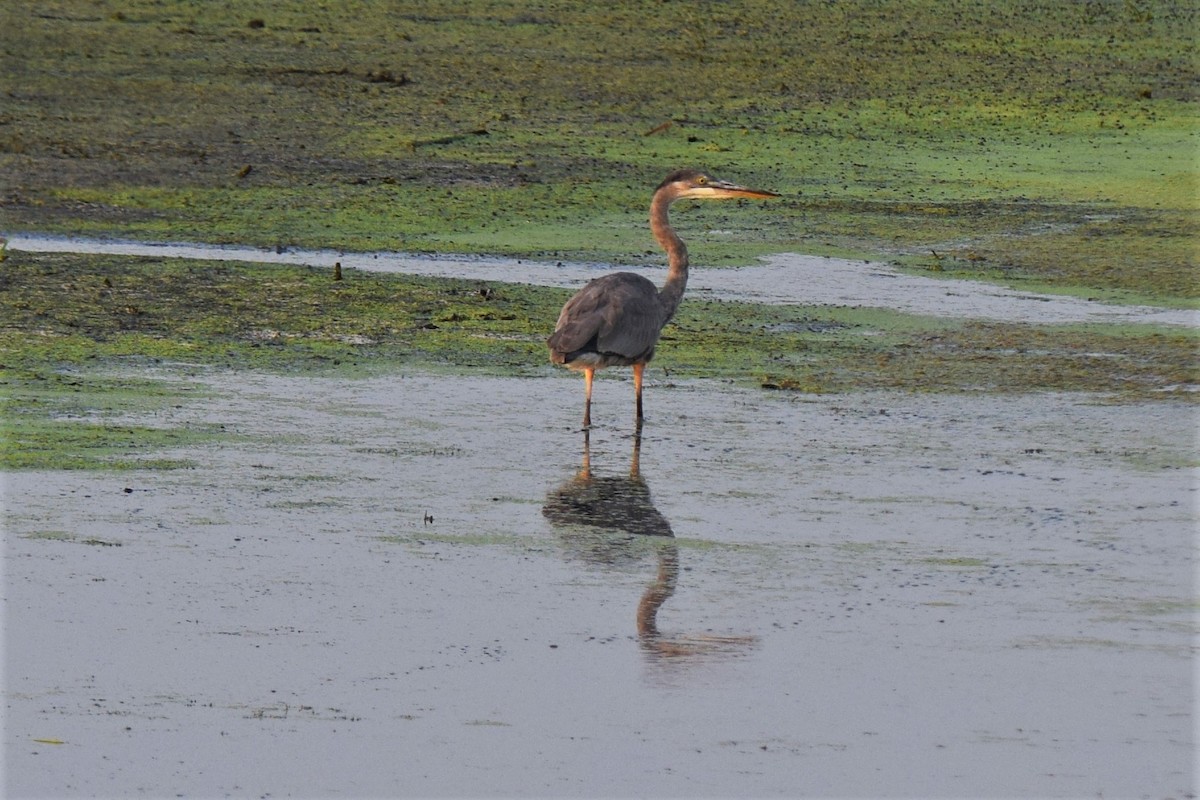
(547, 169, 779, 428)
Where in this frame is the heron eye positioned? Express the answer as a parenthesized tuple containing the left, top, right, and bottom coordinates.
(696, 176, 707, 185)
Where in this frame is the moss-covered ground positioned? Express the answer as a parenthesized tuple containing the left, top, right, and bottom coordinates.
(1, 0, 1196, 468)
(3, 0, 1196, 297)
(2, 250, 1194, 468)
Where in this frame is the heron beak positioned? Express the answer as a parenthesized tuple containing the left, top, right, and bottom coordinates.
(695, 179, 780, 200)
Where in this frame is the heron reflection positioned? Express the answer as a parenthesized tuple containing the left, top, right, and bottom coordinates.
(543, 431, 755, 660)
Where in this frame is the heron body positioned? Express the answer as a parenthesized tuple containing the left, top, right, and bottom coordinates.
(549, 271, 666, 368)
(548, 168, 779, 428)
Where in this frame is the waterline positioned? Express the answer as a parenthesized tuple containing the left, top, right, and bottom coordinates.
(5, 233, 1195, 327)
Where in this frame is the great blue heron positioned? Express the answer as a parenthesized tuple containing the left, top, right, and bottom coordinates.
(547, 169, 779, 428)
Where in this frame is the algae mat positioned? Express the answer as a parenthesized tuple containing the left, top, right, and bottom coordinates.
(3, 0, 1196, 301)
(5, 369, 1194, 797)
(10, 234, 1198, 327)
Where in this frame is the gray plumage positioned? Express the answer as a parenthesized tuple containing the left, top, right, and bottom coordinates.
(548, 271, 665, 368)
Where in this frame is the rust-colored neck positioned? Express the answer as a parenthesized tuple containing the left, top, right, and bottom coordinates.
(650, 189, 688, 321)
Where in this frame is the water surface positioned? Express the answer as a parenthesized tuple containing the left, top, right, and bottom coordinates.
(7, 234, 1195, 327)
(6, 370, 1194, 797)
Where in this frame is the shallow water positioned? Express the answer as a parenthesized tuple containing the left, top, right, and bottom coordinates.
(7, 233, 1197, 327)
(5, 369, 1195, 797)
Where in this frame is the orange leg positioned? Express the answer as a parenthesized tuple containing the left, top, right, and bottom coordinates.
(633, 362, 645, 422)
(582, 367, 595, 429)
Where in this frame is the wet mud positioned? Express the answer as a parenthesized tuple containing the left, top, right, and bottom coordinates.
(5, 369, 1195, 797)
(9, 234, 1197, 327)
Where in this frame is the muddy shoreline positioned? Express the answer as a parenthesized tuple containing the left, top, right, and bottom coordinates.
(5, 369, 1195, 797)
(7, 233, 1196, 328)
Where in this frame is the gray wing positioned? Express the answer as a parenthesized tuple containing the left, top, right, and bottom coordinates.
(548, 272, 665, 362)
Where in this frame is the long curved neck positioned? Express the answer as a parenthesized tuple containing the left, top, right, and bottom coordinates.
(650, 189, 688, 321)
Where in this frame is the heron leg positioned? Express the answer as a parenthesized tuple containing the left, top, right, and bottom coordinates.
(633, 363, 645, 422)
(630, 425, 642, 478)
(583, 368, 594, 429)
(581, 427, 592, 476)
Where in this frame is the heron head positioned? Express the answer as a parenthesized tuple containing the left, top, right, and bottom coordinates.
(657, 169, 780, 201)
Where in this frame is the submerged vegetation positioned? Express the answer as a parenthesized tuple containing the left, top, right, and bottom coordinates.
(3, 252, 1194, 397)
(1, 249, 1194, 470)
(0, 1, 1196, 468)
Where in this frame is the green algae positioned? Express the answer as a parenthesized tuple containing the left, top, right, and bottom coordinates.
(20, 530, 123, 546)
(7, 244, 1195, 472)
(4, 251, 1195, 407)
(922, 557, 991, 568)
(2, 416, 218, 471)
(0, 364, 226, 470)
(379, 532, 543, 550)
(2, 0, 1196, 302)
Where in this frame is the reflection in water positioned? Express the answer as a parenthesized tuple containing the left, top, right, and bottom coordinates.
(543, 431, 756, 663)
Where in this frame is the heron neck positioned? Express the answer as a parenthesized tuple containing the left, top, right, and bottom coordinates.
(650, 191, 689, 320)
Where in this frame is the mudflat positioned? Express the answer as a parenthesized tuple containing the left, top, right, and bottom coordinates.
(6, 370, 1194, 797)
